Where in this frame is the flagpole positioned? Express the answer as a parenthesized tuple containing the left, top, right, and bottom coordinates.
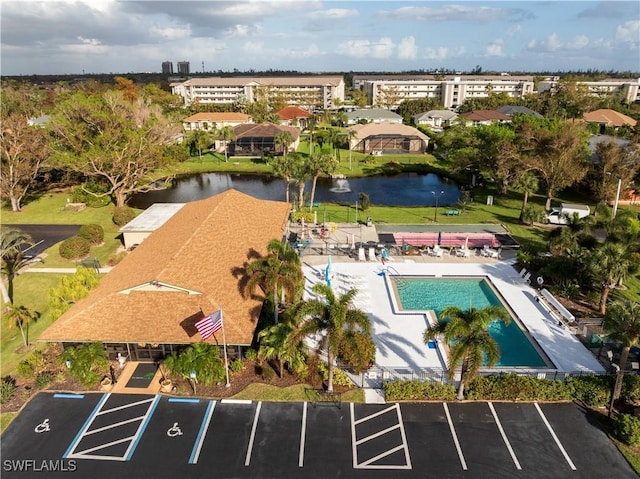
(221, 309, 230, 387)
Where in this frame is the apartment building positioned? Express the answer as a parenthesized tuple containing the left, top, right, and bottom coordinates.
(177, 61, 190, 75)
(354, 74, 535, 109)
(172, 76, 345, 110)
(538, 77, 640, 104)
(161, 61, 173, 75)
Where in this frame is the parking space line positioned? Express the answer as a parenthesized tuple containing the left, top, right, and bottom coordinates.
(355, 424, 400, 446)
(168, 398, 200, 403)
(443, 403, 468, 471)
(488, 402, 521, 470)
(298, 401, 307, 468)
(353, 404, 397, 425)
(53, 393, 84, 399)
(124, 395, 161, 461)
(75, 437, 135, 458)
(534, 402, 576, 471)
(360, 445, 405, 467)
(396, 403, 412, 469)
(83, 415, 146, 435)
(244, 401, 262, 466)
(350, 403, 358, 469)
(97, 397, 156, 415)
(189, 400, 216, 464)
(63, 393, 109, 458)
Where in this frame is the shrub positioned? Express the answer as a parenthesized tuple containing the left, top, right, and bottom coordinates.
(291, 210, 314, 224)
(230, 359, 244, 373)
(0, 376, 18, 404)
(613, 414, 640, 446)
(358, 192, 370, 211)
(384, 380, 456, 401)
(35, 372, 55, 389)
(316, 362, 353, 387)
(78, 224, 104, 245)
(112, 206, 136, 226)
(57, 342, 109, 387)
(622, 375, 640, 404)
(59, 236, 91, 260)
(261, 363, 276, 381)
(566, 375, 613, 407)
(162, 343, 225, 385)
(244, 348, 258, 361)
(16, 360, 35, 379)
(338, 331, 376, 374)
(71, 180, 111, 208)
(521, 204, 547, 225)
(466, 374, 571, 401)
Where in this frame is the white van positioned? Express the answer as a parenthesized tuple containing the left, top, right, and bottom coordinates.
(546, 203, 590, 225)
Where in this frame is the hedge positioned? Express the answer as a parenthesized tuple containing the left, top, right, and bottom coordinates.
(384, 380, 456, 401)
(78, 224, 104, 245)
(112, 206, 136, 226)
(466, 374, 572, 401)
(613, 414, 640, 446)
(59, 236, 91, 260)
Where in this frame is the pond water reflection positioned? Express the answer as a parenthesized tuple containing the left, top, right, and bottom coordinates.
(128, 172, 461, 209)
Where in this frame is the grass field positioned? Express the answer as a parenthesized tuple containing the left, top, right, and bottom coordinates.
(231, 382, 365, 403)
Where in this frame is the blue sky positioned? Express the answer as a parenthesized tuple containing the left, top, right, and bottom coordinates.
(1, 1, 638, 76)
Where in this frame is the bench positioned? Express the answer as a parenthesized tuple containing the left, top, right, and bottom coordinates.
(445, 209, 461, 216)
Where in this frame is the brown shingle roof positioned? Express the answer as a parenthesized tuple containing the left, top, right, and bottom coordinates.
(233, 123, 300, 140)
(458, 110, 511, 122)
(583, 109, 637, 127)
(183, 112, 251, 123)
(276, 106, 312, 121)
(40, 190, 291, 346)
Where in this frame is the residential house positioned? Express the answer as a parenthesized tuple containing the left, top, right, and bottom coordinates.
(458, 110, 511, 126)
(496, 105, 543, 118)
(348, 122, 429, 154)
(39, 190, 291, 362)
(583, 109, 637, 133)
(413, 110, 458, 131)
(230, 123, 301, 156)
(346, 108, 403, 125)
(182, 112, 252, 132)
(276, 106, 312, 128)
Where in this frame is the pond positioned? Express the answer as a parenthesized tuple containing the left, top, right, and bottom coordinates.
(128, 172, 461, 209)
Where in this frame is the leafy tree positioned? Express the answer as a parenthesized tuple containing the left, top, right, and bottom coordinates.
(603, 299, 640, 401)
(423, 305, 511, 400)
(271, 153, 298, 203)
(350, 88, 368, 108)
(244, 239, 303, 324)
(587, 141, 640, 204)
(58, 342, 109, 387)
(512, 171, 540, 221)
(590, 242, 633, 314)
(274, 130, 294, 157)
(307, 152, 338, 210)
(5, 304, 39, 348)
(49, 89, 180, 207)
(216, 125, 235, 163)
(113, 76, 139, 102)
(0, 113, 50, 211)
(163, 342, 226, 386)
(396, 98, 442, 124)
(289, 283, 371, 392)
(516, 117, 590, 210)
(257, 316, 306, 378)
(48, 266, 99, 318)
(473, 124, 521, 195)
(291, 153, 312, 210)
(0, 227, 34, 304)
(188, 129, 211, 161)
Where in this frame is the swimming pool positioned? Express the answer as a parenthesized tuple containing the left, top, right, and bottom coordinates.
(392, 276, 549, 368)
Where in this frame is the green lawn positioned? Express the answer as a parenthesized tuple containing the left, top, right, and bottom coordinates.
(0, 413, 17, 434)
(231, 382, 365, 403)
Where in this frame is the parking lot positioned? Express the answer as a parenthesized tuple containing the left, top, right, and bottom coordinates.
(1, 392, 634, 478)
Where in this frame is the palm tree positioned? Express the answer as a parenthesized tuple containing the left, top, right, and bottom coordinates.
(590, 242, 632, 314)
(271, 153, 298, 203)
(275, 130, 294, 159)
(289, 283, 371, 393)
(306, 116, 318, 154)
(244, 239, 303, 324)
(188, 129, 211, 162)
(6, 304, 39, 348)
(258, 315, 306, 378)
(424, 305, 511, 400)
(1, 227, 34, 304)
(217, 125, 235, 162)
(290, 153, 312, 210)
(513, 171, 539, 221)
(307, 152, 339, 210)
(603, 299, 640, 404)
(342, 128, 358, 170)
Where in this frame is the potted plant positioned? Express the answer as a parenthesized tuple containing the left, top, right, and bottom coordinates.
(100, 376, 112, 390)
(160, 377, 173, 393)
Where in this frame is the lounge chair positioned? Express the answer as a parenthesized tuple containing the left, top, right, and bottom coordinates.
(523, 272, 531, 284)
(358, 247, 366, 262)
(368, 247, 377, 262)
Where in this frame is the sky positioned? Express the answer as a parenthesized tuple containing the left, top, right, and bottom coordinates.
(1, 0, 639, 76)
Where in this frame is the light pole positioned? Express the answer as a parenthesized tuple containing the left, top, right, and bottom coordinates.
(613, 177, 622, 219)
(432, 190, 444, 222)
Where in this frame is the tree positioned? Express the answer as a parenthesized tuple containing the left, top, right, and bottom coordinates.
(291, 154, 312, 210)
(423, 305, 511, 400)
(257, 316, 306, 378)
(274, 130, 294, 158)
(48, 266, 99, 318)
(603, 299, 640, 403)
(58, 342, 109, 387)
(0, 113, 50, 211)
(163, 342, 225, 386)
(473, 124, 521, 195)
(113, 76, 139, 102)
(0, 227, 34, 304)
(512, 171, 539, 221)
(516, 117, 590, 210)
(188, 129, 211, 161)
(216, 125, 235, 162)
(6, 304, 39, 348)
(396, 98, 442, 124)
(590, 242, 633, 314)
(305, 116, 318, 154)
(289, 283, 371, 393)
(587, 141, 640, 204)
(271, 153, 298, 203)
(49, 89, 180, 207)
(244, 239, 303, 324)
(307, 152, 339, 210)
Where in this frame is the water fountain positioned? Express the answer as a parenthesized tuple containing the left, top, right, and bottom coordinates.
(329, 178, 351, 193)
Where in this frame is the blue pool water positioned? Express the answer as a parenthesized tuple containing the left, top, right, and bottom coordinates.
(393, 277, 548, 368)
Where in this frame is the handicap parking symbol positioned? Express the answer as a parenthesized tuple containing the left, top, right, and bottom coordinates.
(35, 418, 50, 433)
(167, 422, 183, 438)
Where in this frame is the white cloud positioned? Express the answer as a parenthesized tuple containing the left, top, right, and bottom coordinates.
(308, 8, 358, 21)
(149, 25, 191, 41)
(423, 46, 466, 61)
(337, 37, 395, 59)
(243, 41, 264, 55)
(615, 20, 640, 45)
(378, 5, 533, 23)
(485, 39, 505, 57)
(397, 36, 417, 60)
(528, 33, 592, 53)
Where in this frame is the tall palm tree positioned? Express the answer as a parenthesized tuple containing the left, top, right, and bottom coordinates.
(6, 304, 39, 348)
(603, 299, 640, 403)
(290, 153, 312, 210)
(307, 152, 339, 210)
(275, 130, 294, 159)
(258, 315, 306, 378)
(289, 283, 371, 393)
(271, 153, 298, 203)
(512, 171, 539, 221)
(1, 227, 34, 304)
(188, 129, 211, 162)
(306, 116, 318, 155)
(590, 242, 632, 314)
(244, 239, 303, 324)
(424, 305, 511, 400)
(217, 125, 235, 162)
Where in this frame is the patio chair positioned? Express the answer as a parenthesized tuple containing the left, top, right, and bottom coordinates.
(358, 247, 366, 262)
(368, 247, 377, 262)
(523, 272, 531, 284)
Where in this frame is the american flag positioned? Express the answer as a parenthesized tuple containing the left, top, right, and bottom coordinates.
(195, 309, 223, 340)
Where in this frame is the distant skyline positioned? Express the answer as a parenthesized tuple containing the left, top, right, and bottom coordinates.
(1, 1, 639, 76)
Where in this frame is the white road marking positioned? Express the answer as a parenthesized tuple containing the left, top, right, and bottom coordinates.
(189, 400, 216, 465)
(298, 402, 307, 468)
(488, 402, 521, 470)
(396, 403, 412, 469)
(443, 403, 468, 471)
(244, 401, 262, 466)
(355, 424, 400, 445)
(96, 397, 155, 415)
(83, 416, 146, 435)
(534, 402, 576, 471)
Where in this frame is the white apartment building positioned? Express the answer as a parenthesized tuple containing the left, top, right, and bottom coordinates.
(172, 76, 345, 110)
(354, 75, 535, 109)
(538, 77, 640, 104)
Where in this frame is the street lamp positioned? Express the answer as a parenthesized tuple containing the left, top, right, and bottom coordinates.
(432, 190, 444, 222)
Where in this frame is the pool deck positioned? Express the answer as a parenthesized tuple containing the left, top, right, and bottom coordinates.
(302, 254, 605, 375)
